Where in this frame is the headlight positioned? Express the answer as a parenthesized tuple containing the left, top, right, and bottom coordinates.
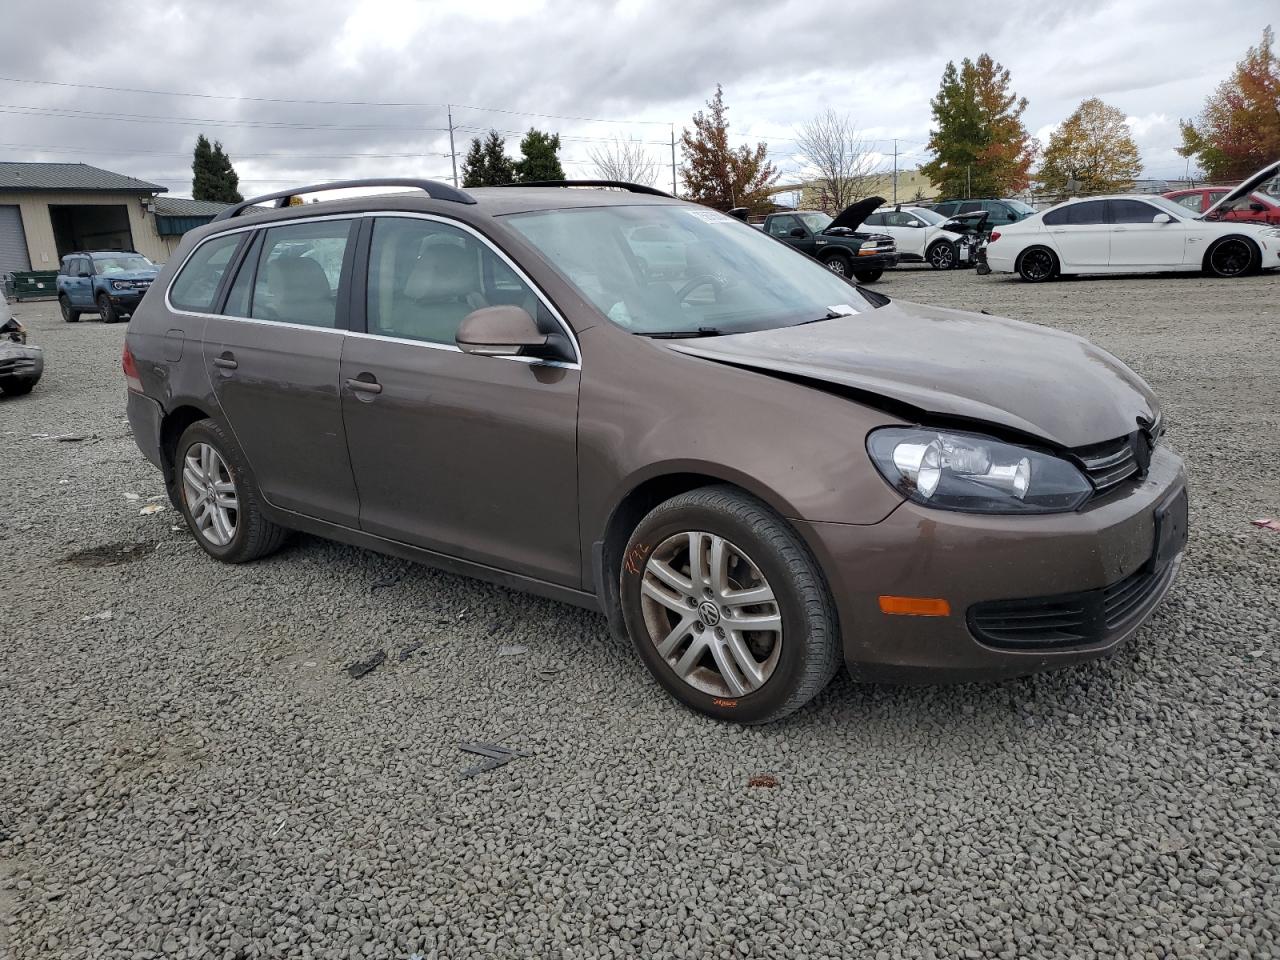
(111, 280, 131, 290)
(859, 241, 878, 250)
(867, 427, 1093, 514)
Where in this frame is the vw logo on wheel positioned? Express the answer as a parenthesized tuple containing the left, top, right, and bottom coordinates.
(698, 600, 721, 626)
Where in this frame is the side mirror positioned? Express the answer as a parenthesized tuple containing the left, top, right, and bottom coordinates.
(789, 227, 807, 238)
(456, 305, 548, 357)
(1152, 213, 1174, 224)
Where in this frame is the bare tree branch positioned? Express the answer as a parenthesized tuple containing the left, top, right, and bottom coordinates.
(588, 135, 660, 186)
(794, 110, 878, 212)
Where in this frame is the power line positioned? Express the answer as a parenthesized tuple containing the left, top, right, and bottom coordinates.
(0, 103, 450, 132)
(0, 142, 454, 159)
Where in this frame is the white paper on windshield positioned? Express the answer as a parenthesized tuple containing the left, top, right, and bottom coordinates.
(825, 304, 858, 317)
(685, 209, 735, 225)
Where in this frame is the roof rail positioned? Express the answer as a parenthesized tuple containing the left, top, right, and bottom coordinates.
(493, 179, 673, 198)
(212, 178, 475, 221)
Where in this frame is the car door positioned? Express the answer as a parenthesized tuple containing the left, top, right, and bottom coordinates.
(1107, 198, 1185, 269)
(1042, 200, 1110, 269)
(189, 219, 361, 526)
(340, 214, 581, 586)
(767, 215, 815, 254)
(888, 211, 929, 258)
(70, 258, 94, 305)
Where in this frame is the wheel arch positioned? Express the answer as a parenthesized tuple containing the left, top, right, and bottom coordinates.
(1015, 243, 1059, 277)
(159, 402, 217, 484)
(1201, 233, 1261, 273)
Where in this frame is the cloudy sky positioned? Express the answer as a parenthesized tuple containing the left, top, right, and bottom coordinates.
(0, 0, 1272, 198)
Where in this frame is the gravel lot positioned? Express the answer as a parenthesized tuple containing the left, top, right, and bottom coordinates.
(2, 267, 1278, 960)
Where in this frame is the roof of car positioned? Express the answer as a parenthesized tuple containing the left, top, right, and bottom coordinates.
(62, 250, 145, 258)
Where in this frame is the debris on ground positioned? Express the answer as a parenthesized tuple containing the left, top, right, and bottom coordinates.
(748, 774, 780, 789)
(497, 643, 528, 657)
(139, 504, 165, 516)
(64, 541, 158, 568)
(397, 642, 423, 662)
(122, 492, 140, 501)
(79, 610, 114, 622)
(370, 576, 400, 593)
(458, 742, 530, 778)
(345, 651, 386, 679)
(1251, 518, 1280, 532)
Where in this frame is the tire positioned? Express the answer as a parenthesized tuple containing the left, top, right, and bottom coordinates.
(619, 485, 840, 724)
(927, 240, 956, 270)
(822, 253, 852, 278)
(1204, 236, 1259, 278)
(96, 293, 121, 324)
(0, 380, 34, 396)
(853, 268, 884, 283)
(59, 295, 79, 323)
(1017, 245, 1058, 282)
(174, 419, 288, 563)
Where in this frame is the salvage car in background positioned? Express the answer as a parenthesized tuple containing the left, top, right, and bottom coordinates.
(986, 161, 1280, 281)
(861, 205, 985, 269)
(0, 316, 43, 396)
(57, 250, 160, 324)
(125, 178, 1186, 724)
(1164, 185, 1280, 225)
(758, 199, 898, 281)
(929, 197, 1036, 232)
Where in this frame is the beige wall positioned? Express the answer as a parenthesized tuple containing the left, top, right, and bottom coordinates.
(3, 191, 169, 268)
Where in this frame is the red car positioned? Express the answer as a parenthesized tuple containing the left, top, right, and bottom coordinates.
(1164, 185, 1280, 225)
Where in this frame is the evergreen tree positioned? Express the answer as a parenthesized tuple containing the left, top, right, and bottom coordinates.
(191, 134, 243, 203)
(921, 55, 1035, 198)
(679, 85, 778, 211)
(514, 128, 566, 182)
(1180, 26, 1280, 181)
(1039, 98, 1143, 194)
(461, 130, 516, 187)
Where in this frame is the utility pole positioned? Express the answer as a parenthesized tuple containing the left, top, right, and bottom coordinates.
(670, 124, 677, 197)
(892, 139, 898, 205)
(966, 164, 971, 199)
(448, 105, 458, 187)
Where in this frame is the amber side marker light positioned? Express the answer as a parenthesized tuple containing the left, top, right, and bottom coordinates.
(878, 596, 952, 617)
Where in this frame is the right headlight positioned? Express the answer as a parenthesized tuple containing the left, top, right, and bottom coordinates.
(867, 427, 1093, 514)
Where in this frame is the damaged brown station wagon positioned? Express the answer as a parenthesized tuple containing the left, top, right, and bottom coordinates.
(124, 179, 1188, 723)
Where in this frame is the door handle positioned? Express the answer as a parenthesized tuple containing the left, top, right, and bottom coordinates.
(213, 353, 238, 370)
(1114, 227, 1128, 232)
(346, 376, 383, 395)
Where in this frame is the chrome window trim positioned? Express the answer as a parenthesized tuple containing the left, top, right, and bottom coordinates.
(163, 209, 581, 369)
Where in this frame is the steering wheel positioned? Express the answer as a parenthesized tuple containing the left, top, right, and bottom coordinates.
(675, 274, 725, 302)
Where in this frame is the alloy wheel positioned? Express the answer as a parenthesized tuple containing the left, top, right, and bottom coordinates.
(638, 531, 783, 698)
(182, 442, 239, 547)
(1020, 248, 1054, 281)
(929, 243, 955, 269)
(825, 257, 849, 277)
(1209, 239, 1252, 278)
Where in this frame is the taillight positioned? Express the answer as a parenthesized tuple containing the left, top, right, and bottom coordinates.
(122, 341, 143, 394)
(988, 231, 1001, 242)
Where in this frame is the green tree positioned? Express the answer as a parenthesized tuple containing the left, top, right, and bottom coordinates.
(921, 55, 1035, 198)
(1179, 26, 1280, 181)
(679, 84, 779, 211)
(461, 130, 516, 187)
(1039, 98, 1143, 194)
(514, 128, 566, 182)
(191, 134, 243, 203)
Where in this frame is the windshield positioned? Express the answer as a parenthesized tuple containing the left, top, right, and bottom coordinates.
(504, 205, 868, 336)
(1005, 199, 1036, 216)
(796, 212, 833, 232)
(93, 255, 154, 275)
(906, 207, 946, 225)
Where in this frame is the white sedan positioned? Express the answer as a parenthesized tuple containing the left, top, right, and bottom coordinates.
(986, 161, 1280, 281)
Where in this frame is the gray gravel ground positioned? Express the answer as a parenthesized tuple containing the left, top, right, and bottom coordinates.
(2, 267, 1278, 960)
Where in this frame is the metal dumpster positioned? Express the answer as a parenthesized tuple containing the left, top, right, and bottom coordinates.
(4, 271, 59, 301)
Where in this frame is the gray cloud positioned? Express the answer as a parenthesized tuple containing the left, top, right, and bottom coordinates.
(0, 0, 1273, 195)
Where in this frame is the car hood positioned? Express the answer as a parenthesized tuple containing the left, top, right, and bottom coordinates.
(827, 196, 885, 232)
(100, 270, 158, 281)
(666, 301, 1158, 449)
(1201, 159, 1280, 219)
(940, 211, 989, 234)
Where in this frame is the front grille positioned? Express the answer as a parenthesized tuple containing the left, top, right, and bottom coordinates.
(0, 357, 37, 375)
(1074, 435, 1140, 493)
(968, 560, 1176, 650)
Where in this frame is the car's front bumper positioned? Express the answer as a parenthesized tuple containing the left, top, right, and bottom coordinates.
(0, 344, 43, 388)
(797, 446, 1187, 682)
(853, 252, 899, 270)
(106, 290, 148, 310)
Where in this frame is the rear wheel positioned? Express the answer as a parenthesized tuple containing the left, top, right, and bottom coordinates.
(175, 419, 287, 563)
(59, 295, 79, 323)
(1205, 237, 1258, 278)
(822, 253, 852, 278)
(853, 268, 884, 283)
(96, 293, 120, 324)
(0, 380, 34, 396)
(927, 240, 956, 270)
(1017, 246, 1058, 282)
(619, 486, 840, 724)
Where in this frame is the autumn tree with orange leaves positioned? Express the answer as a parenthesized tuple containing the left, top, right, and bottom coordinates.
(921, 55, 1036, 199)
(679, 85, 779, 212)
(1180, 26, 1280, 181)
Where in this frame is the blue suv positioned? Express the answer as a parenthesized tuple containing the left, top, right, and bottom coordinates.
(56, 250, 160, 324)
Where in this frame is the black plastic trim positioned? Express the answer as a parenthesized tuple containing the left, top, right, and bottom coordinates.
(212, 179, 476, 221)
(491, 180, 673, 198)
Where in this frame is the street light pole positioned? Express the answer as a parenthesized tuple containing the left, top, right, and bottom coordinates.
(448, 105, 458, 187)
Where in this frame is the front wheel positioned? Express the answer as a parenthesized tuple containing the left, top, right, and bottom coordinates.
(175, 419, 287, 563)
(96, 293, 120, 324)
(59, 295, 79, 323)
(619, 486, 841, 724)
(1205, 237, 1259, 278)
(927, 240, 956, 270)
(853, 268, 884, 283)
(822, 254, 852, 278)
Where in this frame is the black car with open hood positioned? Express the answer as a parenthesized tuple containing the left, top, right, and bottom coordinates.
(758, 198, 899, 283)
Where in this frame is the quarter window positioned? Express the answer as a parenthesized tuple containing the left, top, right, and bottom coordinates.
(249, 220, 352, 328)
(366, 217, 544, 346)
(168, 234, 243, 312)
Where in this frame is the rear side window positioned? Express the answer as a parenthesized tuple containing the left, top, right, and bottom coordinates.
(168, 234, 243, 312)
(248, 220, 353, 328)
(1066, 201, 1108, 225)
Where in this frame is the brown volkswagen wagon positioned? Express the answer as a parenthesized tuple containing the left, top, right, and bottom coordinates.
(123, 178, 1188, 723)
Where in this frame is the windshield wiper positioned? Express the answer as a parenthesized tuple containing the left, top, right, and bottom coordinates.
(639, 327, 724, 339)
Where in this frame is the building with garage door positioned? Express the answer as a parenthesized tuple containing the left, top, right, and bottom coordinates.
(0, 162, 170, 275)
(152, 196, 231, 258)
